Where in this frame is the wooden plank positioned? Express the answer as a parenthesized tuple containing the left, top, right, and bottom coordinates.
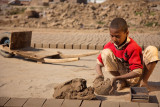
(0, 97, 10, 106)
(12, 47, 59, 60)
(139, 103, 158, 107)
(23, 98, 46, 107)
(43, 99, 64, 107)
(61, 99, 82, 107)
(10, 31, 32, 50)
(120, 102, 139, 107)
(4, 98, 28, 107)
(81, 100, 101, 107)
(101, 101, 119, 107)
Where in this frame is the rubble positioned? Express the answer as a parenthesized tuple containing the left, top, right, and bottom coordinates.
(0, 0, 160, 29)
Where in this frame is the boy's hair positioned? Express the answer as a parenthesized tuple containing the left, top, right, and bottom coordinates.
(110, 18, 128, 33)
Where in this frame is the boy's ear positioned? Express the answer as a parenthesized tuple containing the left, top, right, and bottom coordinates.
(126, 31, 129, 36)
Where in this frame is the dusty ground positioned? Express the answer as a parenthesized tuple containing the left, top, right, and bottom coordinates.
(0, 48, 160, 102)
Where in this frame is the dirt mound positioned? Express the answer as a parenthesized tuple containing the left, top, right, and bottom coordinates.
(0, 1, 160, 29)
(53, 78, 96, 100)
(93, 76, 114, 95)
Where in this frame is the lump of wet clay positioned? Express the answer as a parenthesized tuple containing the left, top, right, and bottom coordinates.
(93, 76, 114, 95)
(53, 78, 96, 100)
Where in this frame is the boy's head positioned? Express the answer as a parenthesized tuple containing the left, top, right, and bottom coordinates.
(109, 18, 129, 46)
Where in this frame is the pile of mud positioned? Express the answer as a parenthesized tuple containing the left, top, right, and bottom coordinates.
(93, 76, 115, 95)
(0, 0, 160, 29)
(53, 78, 96, 100)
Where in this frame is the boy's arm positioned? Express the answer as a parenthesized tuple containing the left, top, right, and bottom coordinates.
(96, 64, 104, 77)
(110, 70, 141, 86)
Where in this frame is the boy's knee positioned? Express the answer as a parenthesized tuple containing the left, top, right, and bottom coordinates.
(143, 45, 159, 65)
(101, 49, 114, 59)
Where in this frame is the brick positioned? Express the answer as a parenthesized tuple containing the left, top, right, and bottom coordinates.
(43, 99, 64, 107)
(4, 98, 28, 107)
(101, 101, 119, 107)
(73, 44, 81, 49)
(88, 44, 96, 50)
(96, 44, 104, 50)
(61, 99, 82, 107)
(50, 43, 58, 48)
(35, 43, 43, 48)
(139, 103, 158, 107)
(57, 43, 65, 49)
(120, 102, 139, 107)
(81, 100, 101, 107)
(65, 44, 73, 49)
(43, 43, 50, 48)
(81, 44, 88, 49)
(23, 98, 46, 107)
(31, 43, 35, 48)
(0, 97, 10, 106)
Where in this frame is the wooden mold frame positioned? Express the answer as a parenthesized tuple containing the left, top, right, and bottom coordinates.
(130, 87, 149, 103)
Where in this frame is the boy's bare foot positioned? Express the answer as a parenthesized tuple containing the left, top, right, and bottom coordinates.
(140, 80, 150, 91)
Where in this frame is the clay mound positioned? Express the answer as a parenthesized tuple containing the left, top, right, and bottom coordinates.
(93, 76, 114, 95)
(53, 78, 96, 100)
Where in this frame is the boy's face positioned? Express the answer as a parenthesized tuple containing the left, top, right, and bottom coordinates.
(109, 28, 128, 46)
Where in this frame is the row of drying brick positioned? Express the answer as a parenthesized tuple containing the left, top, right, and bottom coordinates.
(31, 43, 105, 50)
(31, 42, 160, 51)
(31, 32, 160, 50)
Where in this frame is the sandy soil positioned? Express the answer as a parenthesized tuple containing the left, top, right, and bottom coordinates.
(0, 48, 159, 102)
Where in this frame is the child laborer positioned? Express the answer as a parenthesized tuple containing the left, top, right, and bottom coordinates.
(96, 18, 159, 92)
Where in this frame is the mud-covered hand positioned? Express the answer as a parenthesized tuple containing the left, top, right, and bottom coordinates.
(93, 75, 104, 83)
(109, 77, 117, 95)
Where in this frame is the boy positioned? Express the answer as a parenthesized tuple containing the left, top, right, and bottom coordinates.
(96, 18, 159, 92)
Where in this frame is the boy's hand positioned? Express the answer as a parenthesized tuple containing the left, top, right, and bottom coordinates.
(109, 77, 117, 95)
(93, 75, 104, 83)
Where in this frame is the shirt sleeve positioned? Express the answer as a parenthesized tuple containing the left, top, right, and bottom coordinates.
(128, 48, 143, 71)
(97, 53, 104, 66)
(132, 68, 143, 75)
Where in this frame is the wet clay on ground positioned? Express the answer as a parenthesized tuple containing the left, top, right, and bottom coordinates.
(93, 76, 115, 95)
(53, 78, 96, 100)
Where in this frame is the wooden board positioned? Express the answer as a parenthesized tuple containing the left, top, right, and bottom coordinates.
(139, 103, 159, 107)
(10, 31, 32, 50)
(81, 100, 101, 107)
(120, 102, 139, 107)
(61, 99, 82, 107)
(23, 98, 46, 107)
(12, 47, 60, 60)
(0, 97, 10, 106)
(4, 98, 28, 107)
(101, 101, 119, 107)
(43, 99, 64, 107)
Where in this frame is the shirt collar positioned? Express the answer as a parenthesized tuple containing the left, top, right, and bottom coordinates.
(113, 37, 131, 50)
